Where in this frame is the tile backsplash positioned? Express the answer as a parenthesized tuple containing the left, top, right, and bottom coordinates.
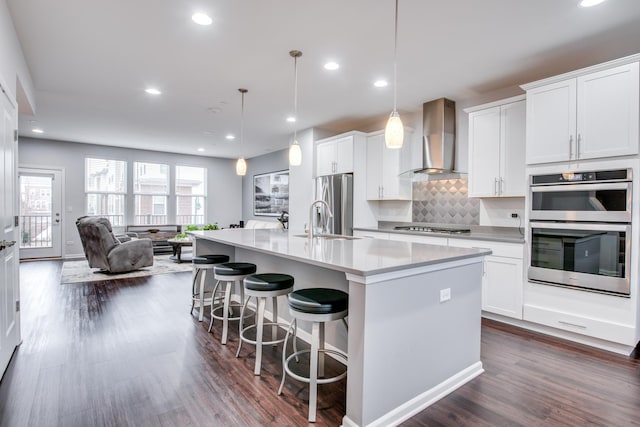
(412, 178, 480, 225)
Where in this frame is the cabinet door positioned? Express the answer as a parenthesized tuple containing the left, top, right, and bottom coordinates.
(316, 141, 336, 176)
(500, 100, 526, 197)
(526, 79, 576, 164)
(577, 62, 640, 160)
(484, 256, 523, 319)
(335, 136, 354, 174)
(468, 106, 501, 197)
(366, 134, 383, 199)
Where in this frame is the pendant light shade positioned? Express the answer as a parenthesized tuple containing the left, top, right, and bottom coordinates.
(385, 111, 404, 149)
(385, 0, 403, 149)
(289, 143, 302, 165)
(236, 157, 247, 176)
(288, 50, 303, 166)
(236, 88, 248, 176)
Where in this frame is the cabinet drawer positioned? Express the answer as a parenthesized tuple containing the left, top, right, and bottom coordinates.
(523, 304, 635, 345)
(448, 238, 523, 258)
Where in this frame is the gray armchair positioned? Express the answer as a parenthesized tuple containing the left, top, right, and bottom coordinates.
(76, 216, 154, 273)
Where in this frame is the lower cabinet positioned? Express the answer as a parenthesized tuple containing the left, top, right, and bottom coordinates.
(445, 238, 524, 320)
(353, 231, 525, 319)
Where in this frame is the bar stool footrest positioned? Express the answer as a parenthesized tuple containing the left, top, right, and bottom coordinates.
(239, 322, 289, 346)
(211, 304, 254, 321)
(283, 349, 348, 385)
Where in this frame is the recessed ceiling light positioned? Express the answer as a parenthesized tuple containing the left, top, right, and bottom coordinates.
(324, 61, 340, 71)
(286, 116, 296, 123)
(374, 80, 388, 88)
(145, 88, 161, 95)
(192, 12, 212, 25)
(225, 134, 235, 140)
(197, 148, 205, 152)
(579, 0, 607, 6)
(32, 128, 44, 134)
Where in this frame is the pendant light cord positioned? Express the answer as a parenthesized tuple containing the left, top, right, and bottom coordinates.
(239, 88, 247, 158)
(293, 55, 299, 141)
(393, 0, 399, 113)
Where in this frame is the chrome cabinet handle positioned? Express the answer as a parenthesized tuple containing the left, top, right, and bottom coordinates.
(569, 135, 574, 159)
(500, 178, 505, 195)
(494, 178, 499, 195)
(558, 320, 587, 329)
(577, 134, 581, 160)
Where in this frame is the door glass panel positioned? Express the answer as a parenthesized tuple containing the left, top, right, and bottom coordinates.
(19, 175, 53, 248)
(530, 227, 625, 278)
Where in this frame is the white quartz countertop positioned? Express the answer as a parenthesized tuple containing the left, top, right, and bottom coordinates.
(189, 229, 490, 277)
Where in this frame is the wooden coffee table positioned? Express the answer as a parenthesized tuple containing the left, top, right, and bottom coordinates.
(167, 238, 193, 263)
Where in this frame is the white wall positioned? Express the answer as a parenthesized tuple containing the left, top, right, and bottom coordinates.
(19, 137, 242, 258)
(0, 0, 34, 113)
(288, 128, 316, 234)
(241, 149, 288, 224)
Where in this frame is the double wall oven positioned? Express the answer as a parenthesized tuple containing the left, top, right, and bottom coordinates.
(528, 169, 632, 296)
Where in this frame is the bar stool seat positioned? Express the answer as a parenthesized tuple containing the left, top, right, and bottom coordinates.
(190, 254, 230, 321)
(278, 288, 348, 423)
(236, 273, 294, 375)
(210, 262, 257, 344)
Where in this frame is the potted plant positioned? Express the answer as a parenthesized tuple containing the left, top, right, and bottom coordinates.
(203, 222, 219, 230)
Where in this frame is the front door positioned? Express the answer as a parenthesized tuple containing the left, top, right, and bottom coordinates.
(19, 168, 63, 259)
(0, 81, 21, 377)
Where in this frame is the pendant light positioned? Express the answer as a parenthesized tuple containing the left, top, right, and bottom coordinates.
(385, 0, 404, 149)
(236, 88, 248, 176)
(288, 50, 303, 166)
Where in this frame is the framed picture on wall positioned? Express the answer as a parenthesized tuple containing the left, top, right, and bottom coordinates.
(253, 170, 289, 216)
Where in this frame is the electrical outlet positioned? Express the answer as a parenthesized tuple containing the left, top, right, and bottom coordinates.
(510, 213, 519, 218)
(440, 288, 451, 303)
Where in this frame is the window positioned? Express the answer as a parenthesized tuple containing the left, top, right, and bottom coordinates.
(176, 165, 206, 225)
(133, 162, 169, 225)
(85, 158, 126, 226)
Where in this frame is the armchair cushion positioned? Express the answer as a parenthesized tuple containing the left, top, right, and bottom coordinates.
(76, 216, 154, 273)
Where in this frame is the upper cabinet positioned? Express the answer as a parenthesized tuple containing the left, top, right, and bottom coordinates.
(365, 131, 412, 200)
(316, 134, 354, 176)
(466, 96, 526, 198)
(523, 59, 639, 165)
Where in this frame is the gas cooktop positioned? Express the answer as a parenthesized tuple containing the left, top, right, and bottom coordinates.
(394, 226, 471, 234)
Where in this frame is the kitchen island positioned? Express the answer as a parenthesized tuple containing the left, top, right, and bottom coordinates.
(190, 228, 490, 427)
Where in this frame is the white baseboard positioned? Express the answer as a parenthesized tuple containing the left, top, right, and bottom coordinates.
(341, 362, 484, 427)
(482, 312, 637, 356)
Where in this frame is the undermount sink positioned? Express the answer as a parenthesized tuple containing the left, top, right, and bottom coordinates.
(293, 234, 361, 241)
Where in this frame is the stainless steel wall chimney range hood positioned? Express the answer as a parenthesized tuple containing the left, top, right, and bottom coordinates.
(420, 97, 456, 174)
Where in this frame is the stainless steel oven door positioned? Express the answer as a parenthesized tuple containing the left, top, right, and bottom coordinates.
(529, 221, 631, 296)
(530, 181, 631, 222)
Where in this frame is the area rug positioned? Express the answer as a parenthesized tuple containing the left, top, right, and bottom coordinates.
(60, 254, 192, 284)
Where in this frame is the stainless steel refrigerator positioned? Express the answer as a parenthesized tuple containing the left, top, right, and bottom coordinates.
(315, 174, 353, 236)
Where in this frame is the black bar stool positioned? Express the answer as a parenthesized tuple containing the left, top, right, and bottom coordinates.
(210, 262, 257, 344)
(236, 273, 294, 375)
(278, 288, 348, 423)
(190, 254, 230, 321)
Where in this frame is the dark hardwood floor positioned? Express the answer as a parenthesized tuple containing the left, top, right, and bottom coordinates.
(1, 260, 639, 426)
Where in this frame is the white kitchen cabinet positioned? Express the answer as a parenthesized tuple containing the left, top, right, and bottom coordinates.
(365, 132, 411, 200)
(524, 61, 639, 164)
(448, 238, 524, 319)
(466, 96, 525, 197)
(316, 135, 354, 176)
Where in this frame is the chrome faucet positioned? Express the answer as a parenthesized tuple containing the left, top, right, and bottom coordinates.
(308, 199, 334, 239)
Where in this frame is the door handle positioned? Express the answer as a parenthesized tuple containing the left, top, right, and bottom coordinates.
(577, 134, 581, 160)
(569, 135, 574, 159)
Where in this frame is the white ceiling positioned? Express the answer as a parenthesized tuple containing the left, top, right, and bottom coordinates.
(8, 0, 640, 159)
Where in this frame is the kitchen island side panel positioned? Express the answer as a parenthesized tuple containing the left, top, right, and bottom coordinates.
(345, 261, 483, 426)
